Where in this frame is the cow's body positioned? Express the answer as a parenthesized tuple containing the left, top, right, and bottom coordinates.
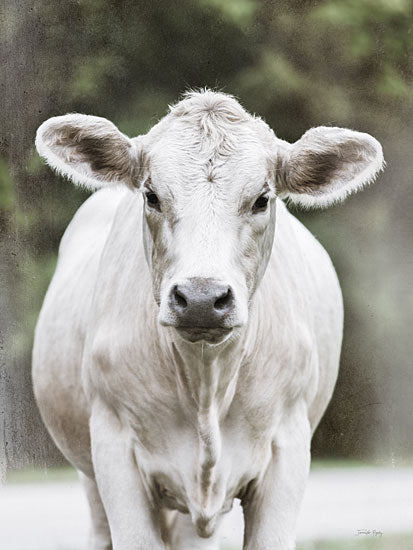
(32, 91, 382, 549)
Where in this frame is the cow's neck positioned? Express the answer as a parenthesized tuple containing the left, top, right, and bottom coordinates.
(167, 333, 245, 417)
(159, 320, 255, 519)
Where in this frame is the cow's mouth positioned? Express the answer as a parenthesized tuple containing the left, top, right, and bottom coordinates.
(176, 327, 233, 344)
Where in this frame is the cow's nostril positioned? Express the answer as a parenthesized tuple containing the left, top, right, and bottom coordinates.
(173, 286, 188, 309)
(214, 288, 233, 311)
(168, 279, 236, 329)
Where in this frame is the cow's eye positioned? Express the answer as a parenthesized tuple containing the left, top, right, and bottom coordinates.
(145, 191, 161, 211)
(252, 194, 269, 213)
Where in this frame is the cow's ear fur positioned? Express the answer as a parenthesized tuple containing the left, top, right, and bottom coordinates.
(276, 126, 384, 208)
(36, 114, 143, 190)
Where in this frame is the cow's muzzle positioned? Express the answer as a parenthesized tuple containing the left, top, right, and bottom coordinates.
(160, 277, 238, 342)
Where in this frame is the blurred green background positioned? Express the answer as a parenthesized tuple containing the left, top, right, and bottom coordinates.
(1, 0, 412, 472)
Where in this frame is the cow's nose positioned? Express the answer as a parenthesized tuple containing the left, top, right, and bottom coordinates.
(169, 278, 235, 328)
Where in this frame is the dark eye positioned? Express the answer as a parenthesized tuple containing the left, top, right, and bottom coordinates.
(252, 194, 269, 213)
(145, 191, 161, 211)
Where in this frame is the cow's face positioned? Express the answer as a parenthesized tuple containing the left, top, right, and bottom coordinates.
(140, 116, 278, 343)
(36, 91, 383, 345)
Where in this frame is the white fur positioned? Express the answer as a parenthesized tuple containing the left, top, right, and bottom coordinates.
(32, 91, 383, 550)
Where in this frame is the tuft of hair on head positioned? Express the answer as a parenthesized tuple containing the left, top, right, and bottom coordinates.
(168, 88, 251, 156)
(170, 88, 248, 121)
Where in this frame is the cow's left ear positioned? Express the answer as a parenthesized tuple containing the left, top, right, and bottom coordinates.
(36, 114, 144, 190)
(276, 127, 384, 208)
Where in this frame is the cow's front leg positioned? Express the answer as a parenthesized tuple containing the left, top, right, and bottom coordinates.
(242, 406, 311, 550)
(90, 399, 164, 550)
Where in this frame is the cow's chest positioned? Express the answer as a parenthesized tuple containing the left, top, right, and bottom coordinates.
(131, 397, 273, 537)
(96, 330, 290, 536)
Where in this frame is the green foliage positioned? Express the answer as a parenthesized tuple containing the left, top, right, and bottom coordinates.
(200, 0, 257, 27)
(0, 157, 15, 211)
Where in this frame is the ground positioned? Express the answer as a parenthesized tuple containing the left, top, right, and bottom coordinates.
(1, 462, 413, 550)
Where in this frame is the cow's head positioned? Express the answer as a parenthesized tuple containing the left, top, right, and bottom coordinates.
(36, 91, 383, 345)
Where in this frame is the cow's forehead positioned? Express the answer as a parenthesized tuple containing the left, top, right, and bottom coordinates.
(145, 120, 273, 197)
(140, 91, 277, 197)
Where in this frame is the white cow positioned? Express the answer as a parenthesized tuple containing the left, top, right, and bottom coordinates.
(32, 90, 383, 550)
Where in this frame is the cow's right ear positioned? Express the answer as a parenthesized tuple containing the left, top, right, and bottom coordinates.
(35, 114, 144, 190)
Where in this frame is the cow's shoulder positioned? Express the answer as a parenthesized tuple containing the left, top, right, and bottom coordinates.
(58, 187, 130, 259)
